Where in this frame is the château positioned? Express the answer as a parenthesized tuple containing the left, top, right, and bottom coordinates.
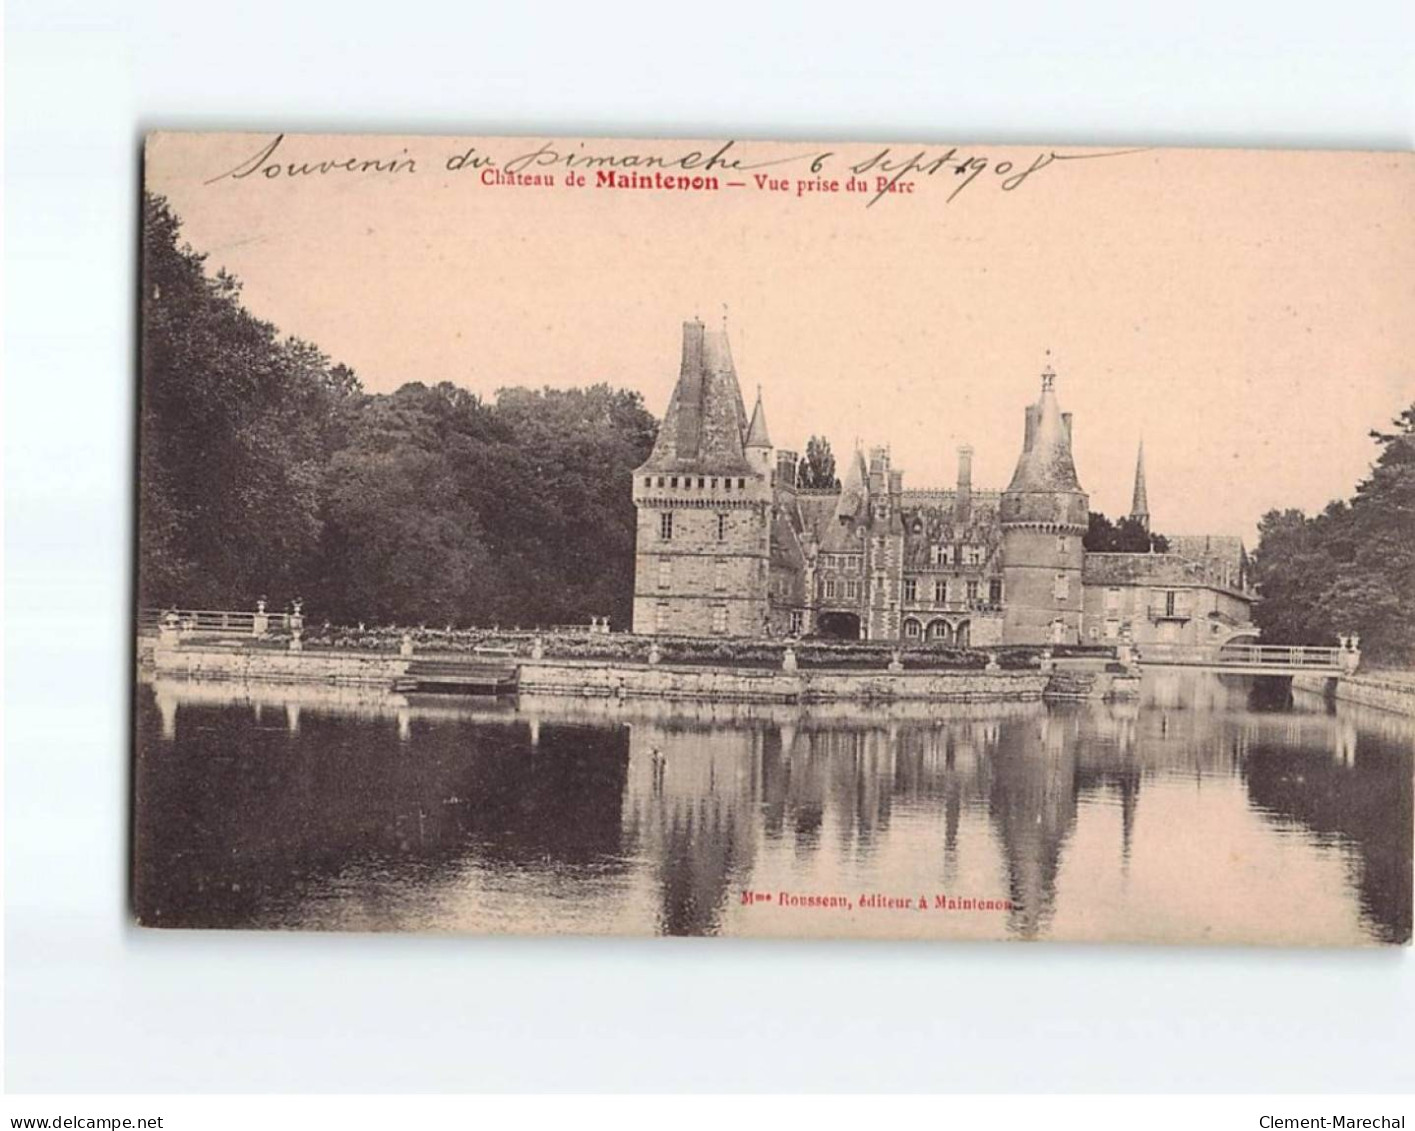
(632, 319, 1256, 647)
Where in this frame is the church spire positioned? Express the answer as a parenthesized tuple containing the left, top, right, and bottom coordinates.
(1130, 439, 1150, 531)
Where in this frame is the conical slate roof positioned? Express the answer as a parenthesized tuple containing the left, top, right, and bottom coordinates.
(745, 388, 772, 448)
(1005, 366, 1083, 494)
(639, 320, 754, 475)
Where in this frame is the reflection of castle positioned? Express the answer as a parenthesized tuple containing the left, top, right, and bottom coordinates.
(632, 320, 1256, 646)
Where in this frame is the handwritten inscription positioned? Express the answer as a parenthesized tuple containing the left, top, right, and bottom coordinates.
(202, 133, 1144, 209)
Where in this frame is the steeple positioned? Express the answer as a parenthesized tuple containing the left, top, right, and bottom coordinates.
(1129, 439, 1150, 531)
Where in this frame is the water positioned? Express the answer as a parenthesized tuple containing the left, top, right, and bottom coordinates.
(132, 672, 1412, 945)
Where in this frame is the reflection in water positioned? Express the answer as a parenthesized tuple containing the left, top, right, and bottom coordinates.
(132, 671, 1413, 944)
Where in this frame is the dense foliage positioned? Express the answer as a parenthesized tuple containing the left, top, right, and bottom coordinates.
(1251, 404, 1415, 664)
(1083, 511, 1169, 553)
(798, 435, 841, 488)
(139, 194, 657, 629)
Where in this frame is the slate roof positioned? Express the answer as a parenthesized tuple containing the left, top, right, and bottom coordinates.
(639, 321, 755, 475)
(1006, 369, 1083, 494)
(745, 390, 772, 448)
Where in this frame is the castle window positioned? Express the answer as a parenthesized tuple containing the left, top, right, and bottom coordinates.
(966, 580, 979, 603)
(989, 578, 1003, 604)
(698, 477, 705, 489)
(725, 478, 733, 492)
(738, 478, 746, 489)
(952, 545, 963, 565)
(904, 619, 921, 639)
(903, 578, 917, 602)
(655, 603, 669, 632)
(658, 559, 672, 589)
(712, 606, 727, 634)
(717, 514, 727, 541)
(659, 512, 674, 541)
(656, 477, 664, 488)
(1058, 535, 1069, 555)
(845, 580, 860, 599)
(824, 579, 837, 600)
(644, 477, 651, 487)
(714, 560, 727, 591)
(1105, 619, 1120, 640)
(1054, 572, 1069, 600)
(964, 545, 982, 566)
(789, 611, 803, 635)
(670, 477, 678, 488)
(1105, 587, 1121, 612)
(935, 579, 948, 604)
(711, 478, 718, 488)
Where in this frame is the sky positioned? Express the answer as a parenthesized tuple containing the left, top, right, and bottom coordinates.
(145, 132, 1415, 541)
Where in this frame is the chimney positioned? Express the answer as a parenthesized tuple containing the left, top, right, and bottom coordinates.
(956, 445, 973, 523)
(680, 318, 705, 369)
(776, 449, 799, 489)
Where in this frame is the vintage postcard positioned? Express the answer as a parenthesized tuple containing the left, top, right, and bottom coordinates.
(134, 131, 1413, 944)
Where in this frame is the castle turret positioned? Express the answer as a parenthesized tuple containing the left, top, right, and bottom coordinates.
(745, 386, 773, 480)
(632, 320, 772, 637)
(999, 363, 1089, 645)
(1129, 439, 1150, 532)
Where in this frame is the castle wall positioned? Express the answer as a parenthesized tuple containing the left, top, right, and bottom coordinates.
(631, 480, 771, 637)
(1081, 579, 1255, 646)
(1000, 528, 1085, 645)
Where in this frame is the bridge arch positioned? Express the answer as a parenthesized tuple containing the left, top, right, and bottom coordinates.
(1217, 629, 1261, 650)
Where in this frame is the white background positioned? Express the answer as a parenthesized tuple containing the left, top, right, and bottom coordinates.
(5, 0, 1414, 1094)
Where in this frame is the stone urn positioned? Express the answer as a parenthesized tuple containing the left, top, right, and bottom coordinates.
(399, 631, 415, 658)
(530, 634, 545, 660)
(782, 646, 798, 673)
(648, 642, 662, 666)
(887, 649, 904, 673)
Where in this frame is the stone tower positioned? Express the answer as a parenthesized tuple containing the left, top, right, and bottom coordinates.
(631, 320, 772, 637)
(1129, 439, 1150, 532)
(999, 363, 1090, 645)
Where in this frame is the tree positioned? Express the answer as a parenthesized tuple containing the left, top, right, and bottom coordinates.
(1083, 511, 1168, 553)
(1251, 402, 1415, 664)
(140, 195, 661, 630)
(798, 435, 840, 488)
(139, 193, 360, 610)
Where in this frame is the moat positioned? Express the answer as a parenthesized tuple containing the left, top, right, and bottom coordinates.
(132, 670, 1412, 944)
